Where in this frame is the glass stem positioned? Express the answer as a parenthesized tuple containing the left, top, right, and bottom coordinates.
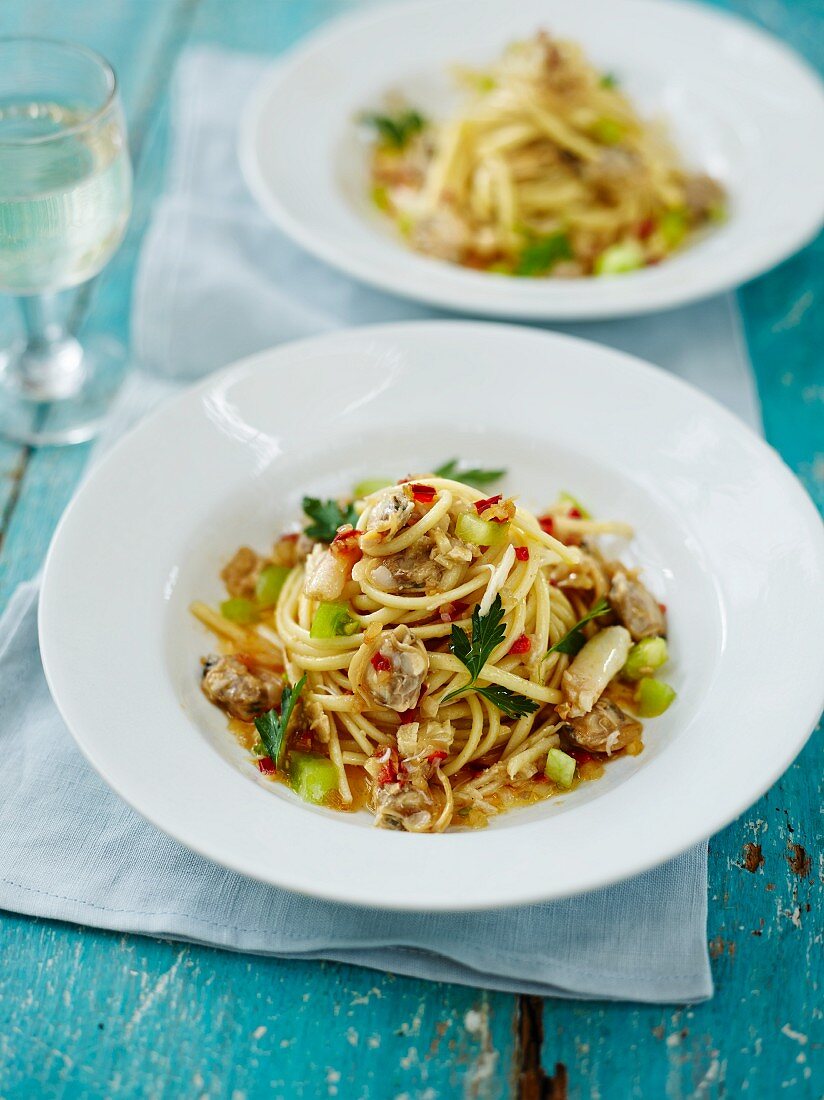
(13, 293, 84, 401)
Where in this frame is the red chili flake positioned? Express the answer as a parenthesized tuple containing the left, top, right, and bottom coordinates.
(439, 600, 466, 623)
(294, 733, 313, 752)
(539, 516, 554, 536)
(568, 507, 582, 519)
(659, 602, 667, 613)
(408, 483, 436, 503)
(257, 756, 276, 775)
(371, 652, 392, 672)
(235, 652, 257, 672)
(479, 544, 490, 553)
(333, 527, 359, 543)
(514, 546, 529, 561)
(427, 750, 448, 765)
(510, 633, 531, 655)
(567, 748, 594, 766)
(637, 217, 656, 240)
(533, 773, 550, 784)
(398, 708, 419, 723)
(376, 762, 397, 786)
(280, 533, 299, 543)
(474, 494, 502, 515)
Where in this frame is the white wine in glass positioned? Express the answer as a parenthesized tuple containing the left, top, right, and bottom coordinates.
(0, 38, 133, 445)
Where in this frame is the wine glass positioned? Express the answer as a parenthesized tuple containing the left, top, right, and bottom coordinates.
(0, 38, 132, 446)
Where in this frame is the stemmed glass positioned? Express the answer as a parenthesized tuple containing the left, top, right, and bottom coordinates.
(0, 38, 132, 445)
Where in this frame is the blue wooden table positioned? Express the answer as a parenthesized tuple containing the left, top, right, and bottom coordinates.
(0, 1, 821, 1096)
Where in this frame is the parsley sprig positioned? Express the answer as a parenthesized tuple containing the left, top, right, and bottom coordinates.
(302, 497, 358, 543)
(443, 596, 539, 719)
(363, 108, 426, 149)
(515, 232, 573, 277)
(254, 675, 307, 767)
(434, 459, 507, 490)
(544, 598, 611, 659)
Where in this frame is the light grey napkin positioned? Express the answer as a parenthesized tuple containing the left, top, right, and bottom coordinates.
(0, 45, 765, 1002)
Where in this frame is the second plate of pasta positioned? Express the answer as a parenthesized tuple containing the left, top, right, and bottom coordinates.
(241, 0, 824, 319)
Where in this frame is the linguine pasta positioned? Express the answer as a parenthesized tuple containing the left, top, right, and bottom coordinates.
(192, 471, 676, 832)
(365, 31, 726, 277)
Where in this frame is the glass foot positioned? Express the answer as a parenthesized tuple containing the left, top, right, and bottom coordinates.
(0, 332, 128, 446)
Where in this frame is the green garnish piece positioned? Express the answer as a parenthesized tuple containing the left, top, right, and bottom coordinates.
(545, 598, 611, 658)
(363, 108, 426, 149)
(353, 477, 393, 497)
(255, 565, 291, 609)
(708, 202, 727, 224)
(455, 512, 511, 546)
(623, 637, 669, 681)
(370, 184, 391, 212)
(636, 677, 676, 717)
(444, 595, 539, 718)
(545, 747, 576, 788)
(310, 601, 359, 640)
(220, 597, 258, 625)
(289, 752, 339, 804)
(600, 72, 619, 89)
(433, 459, 507, 489)
(254, 675, 307, 768)
(302, 496, 359, 543)
(558, 491, 591, 519)
(660, 209, 688, 248)
(514, 232, 573, 277)
(591, 117, 625, 145)
(594, 240, 645, 275)
(250, 740, 267, 758)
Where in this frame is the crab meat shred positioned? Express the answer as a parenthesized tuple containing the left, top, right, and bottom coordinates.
(566, 699, 642, 755)
(608, 570, 666, 640)
(559, 625, 632, 718)
(201, 655, 282, 722)
(363, 625, 429, 712)
(303, 544, 351, 602)
(478, 543, 517, 616)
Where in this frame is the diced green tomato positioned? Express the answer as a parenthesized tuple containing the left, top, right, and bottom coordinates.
(220, 597, 258, 624)
(353, 477, 393, 497)
(636, 677, 676, 717)
(371, 185, 391, 212)
(660, 209, 688, 248)
(455, 512, 512, 545)
(289, 752, 339, 804)
(310, 601, 359, 639)
(545, 748, 576, 789)
(623, 637, 669, 680)
(591, 117, 624, 144)
(594, 241, 645, 275)
(255, 565, 291, 608)
(558, 491, 591, 519)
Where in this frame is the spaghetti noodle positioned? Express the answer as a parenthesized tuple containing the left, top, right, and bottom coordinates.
(192, 473, 676, 832)
(365, 31, 726, 276)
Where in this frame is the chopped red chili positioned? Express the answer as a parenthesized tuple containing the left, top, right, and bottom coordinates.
(398, 707, 419, 723)
(474, 494, 502, 514)
(567, 748, 595, 766)
(235, 652, 257, 672)
(427, 750, 448, 765)
(439, 600, 466, 623)
(659, 602, 667, 614)
(514, 546, 529, 561)
(637, 217, 656, 240)
(568, 507, 582, 519)
(510, 633, 531, 655)
(408, 483, 436, 503)
(376, 761, 397, 786)
(539, 515, 554, 536)
(257, 756, 276, 775)
(370, 652, 392, 672)
(280, 533, 298, 543)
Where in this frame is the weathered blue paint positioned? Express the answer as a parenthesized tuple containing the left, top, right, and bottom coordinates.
(0, 1, 820, 1097)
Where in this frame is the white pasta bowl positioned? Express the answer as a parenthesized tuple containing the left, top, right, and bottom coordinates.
(39, 322, 824, 910)
(240, 0, 824, 320)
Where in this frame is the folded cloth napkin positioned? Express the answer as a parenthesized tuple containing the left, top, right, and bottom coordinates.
(0, 45, 765, 1002)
